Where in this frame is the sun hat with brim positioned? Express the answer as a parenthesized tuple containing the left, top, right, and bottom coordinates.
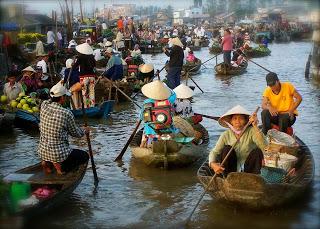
(50, 82, 71, 98)
(139, 63, 154, 73)
(105, 47, 113, 54)
(170, 37, 184, 48)
(218, 105, 251, 128)
(141, 80, 171, 100)
(22, 66, 36, 73)
(104, 41, 113, 47)
(65, 58, 73, 68)
(173, 84, 194, 99)
(76, 43, 93, 55)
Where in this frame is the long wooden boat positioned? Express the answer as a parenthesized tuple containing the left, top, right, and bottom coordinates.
(71, 100, 114, 118)
(140, 45, 163, 54)
(95, 78, 134, 102)
(182, 59, 202, 76)
(214, 61, 248, 75)
(0, 111, 16, 130)
(3, 161, 88, 217)
(15, 109, 40, 127)
(197, 136, 314, 209)
(129, 124, 209, 168)
(209, 44, 222, 54)
(189, 45, 201, 52)
(244, 47, 271, 58)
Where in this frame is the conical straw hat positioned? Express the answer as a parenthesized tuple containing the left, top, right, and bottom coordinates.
(22, 66, 36, 73)
(76, 42, 93, 55)
(218, 105, 250, 128)
(170, 37, 184, 48)
(141, 80, 171, 100)
(173, 84, 193, 99)
(139, 63, 154, 73)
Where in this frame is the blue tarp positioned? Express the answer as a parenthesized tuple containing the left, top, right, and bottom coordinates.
(0, 23, 19, 31)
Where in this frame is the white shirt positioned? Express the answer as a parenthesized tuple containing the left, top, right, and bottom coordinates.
(174, 99, 193, 118)
(3, 82, 23, 101)
(37, 59, 48, 73)
(47, 30, 55, 44)
(93, 49, 104, 61)
(57, 31, 62, 40)
(35, 40, 44, 56)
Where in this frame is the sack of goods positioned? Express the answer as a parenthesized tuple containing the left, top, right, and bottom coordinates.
(264, 129, 299, 172)
(265, 129, 299, 156)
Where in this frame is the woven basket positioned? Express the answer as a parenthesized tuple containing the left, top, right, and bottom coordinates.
(266, 129, 299, 156)
(173, 116, 195, 137)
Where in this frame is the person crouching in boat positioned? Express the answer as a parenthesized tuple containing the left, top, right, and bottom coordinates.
(209, 105, 266, 176)
(138, 63, 154, 84)
(38, 82, 89, 175)
(103, 47, 124, 81)
(186, 50, 197, 64)
(261, 72, 302, 135)
(231, 47, 245, 67)
(140, 80, 178, 148)
(74, 42, 96, 108)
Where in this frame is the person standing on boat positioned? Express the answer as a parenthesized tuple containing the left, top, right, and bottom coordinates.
(38, 82, 89, 175)
(73, 42, 96, 108)
(163, 37, 184, 89)
(46, 27, 55, 52)
(209, 105, 266, 176)
(63, 58, 81, 109)
(34, 37, 44, 57)
(103, 47, 124, 81)
(261, 72, 302, 135)
(221, 29, 233, 66)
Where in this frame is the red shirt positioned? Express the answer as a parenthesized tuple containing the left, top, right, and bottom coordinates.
(117, 19, 123, 30)
(221, 34, 233, 51)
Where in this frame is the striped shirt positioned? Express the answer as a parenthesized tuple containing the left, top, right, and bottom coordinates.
(38, 100, 84, 162)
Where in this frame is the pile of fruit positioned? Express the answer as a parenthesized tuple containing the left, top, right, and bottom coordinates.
(7, 93, 40, 113)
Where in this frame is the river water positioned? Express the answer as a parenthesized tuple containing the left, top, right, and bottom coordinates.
(0, 41, 319, 228)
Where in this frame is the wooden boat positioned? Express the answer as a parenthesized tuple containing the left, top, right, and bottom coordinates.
(15, 109, 40, 127)
(214, 61, 248, 75)
(71, 100, 115, 118)
(244, 47, 271, 58)
(197, 136, 314, 209)
(129, 124, 209, 168)
(140, 45, 163, 54)
(182, 59, 202, 76)
(209, 44, 222, 54)
(95, 78, 134, 103)
(189, 45, 201, 52)
(0, 111, 16, 130)
(3, 161, 88, 216)
(200, 39, 210, 47)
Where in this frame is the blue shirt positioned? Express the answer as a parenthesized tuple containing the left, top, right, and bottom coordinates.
(140, 92, 178, 135)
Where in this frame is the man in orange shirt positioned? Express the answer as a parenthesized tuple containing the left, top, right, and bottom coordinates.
(117, 16, 124, 30)
(261, 72, 302, 135)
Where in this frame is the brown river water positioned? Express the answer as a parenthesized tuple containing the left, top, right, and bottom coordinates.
(0, 41, 319, 228)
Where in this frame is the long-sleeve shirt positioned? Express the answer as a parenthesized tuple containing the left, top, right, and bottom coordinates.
(165, 46, 184, 68)
(208, 127, 267, 171)
(64, 68, 80, 88)
(104, 55, 123, 81)
(38, 100, 84, 163)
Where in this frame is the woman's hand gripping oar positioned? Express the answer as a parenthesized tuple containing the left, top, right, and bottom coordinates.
(185, 106, 260, 225)
(80, 94, 99, 186)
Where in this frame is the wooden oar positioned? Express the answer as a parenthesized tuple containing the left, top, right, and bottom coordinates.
(185, 72, 204, 93)
(104, 78, 142, 109)
(186, 107, 260, 225)
(80, 94, 99, 185)
(194, 113, 219, 121)
(114, 119, 142, 162)
(235, 49, 272, 73)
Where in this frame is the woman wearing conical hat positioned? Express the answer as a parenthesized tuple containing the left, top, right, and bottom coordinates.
(209, 105, 267, 176)
(139, 80, 178, 147)
(163, 37, 184, 89)
(73, 42, 96, 108)
(173, 83, 194, 119)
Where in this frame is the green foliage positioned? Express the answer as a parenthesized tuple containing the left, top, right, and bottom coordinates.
(17, 32, 45, 44)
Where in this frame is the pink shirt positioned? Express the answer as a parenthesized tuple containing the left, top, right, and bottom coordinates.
(186, 53, 195, 62)
(221, 34, 233, 51)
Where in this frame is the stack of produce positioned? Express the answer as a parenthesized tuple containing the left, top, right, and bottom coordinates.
(10, 92, 40, 114)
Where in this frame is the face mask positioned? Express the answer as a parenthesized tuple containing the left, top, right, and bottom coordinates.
(225, 121, 243, 135)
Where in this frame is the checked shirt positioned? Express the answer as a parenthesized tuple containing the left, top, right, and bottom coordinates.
(38, 100, 84, 162)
